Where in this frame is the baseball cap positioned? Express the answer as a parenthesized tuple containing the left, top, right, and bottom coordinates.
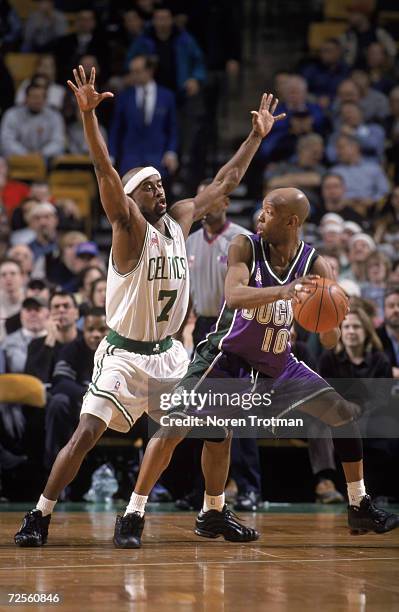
(320, 213, 344, 227)
(75, 241, 99, 258)
(321, 223, 342, 234)
(27, 278, 50, 291)
(349, 233, 376, 250)
(22, 296, 48, 309)
(343, 221, 362, 234)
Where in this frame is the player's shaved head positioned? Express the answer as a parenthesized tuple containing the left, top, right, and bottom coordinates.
(265, 188, 310, 225)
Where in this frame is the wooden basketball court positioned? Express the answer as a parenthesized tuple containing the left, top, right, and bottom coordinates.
(1, 505, 399, 611)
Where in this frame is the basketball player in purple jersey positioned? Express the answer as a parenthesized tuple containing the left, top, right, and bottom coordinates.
(129, 187, 399, 545)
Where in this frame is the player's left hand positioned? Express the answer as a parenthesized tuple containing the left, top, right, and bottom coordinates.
(251, 93, 286, 139)
(67, 65, 114, 112)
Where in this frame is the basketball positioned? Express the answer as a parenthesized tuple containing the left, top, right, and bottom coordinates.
(293, 277, 348, 333)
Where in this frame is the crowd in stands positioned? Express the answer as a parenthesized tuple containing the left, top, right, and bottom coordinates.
(0, 0, 399, 505)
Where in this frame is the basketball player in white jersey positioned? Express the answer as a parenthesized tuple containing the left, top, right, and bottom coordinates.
(15, 65, 285, 548)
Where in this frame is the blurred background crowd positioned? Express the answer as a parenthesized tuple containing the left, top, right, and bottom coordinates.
(0, 0, 399, 509)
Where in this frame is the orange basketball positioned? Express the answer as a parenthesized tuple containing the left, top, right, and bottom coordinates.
(293, 277, 348, 333)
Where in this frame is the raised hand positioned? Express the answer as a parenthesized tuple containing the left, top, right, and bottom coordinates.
(251, 93, 286, 139)
(67, 65, 113, 112)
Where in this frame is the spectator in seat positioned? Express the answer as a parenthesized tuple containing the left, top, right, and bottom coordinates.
(74, 265, 105, 311)
(265, 133, 325, 212)
(7, 244, 34, 278)
(51, 9, 109, 84)
(340, 233, 376, 284)
(109, 54, 178, 176)
(1, 297, 48, 373)
(45, 231, 88, 290)
(326, 102, 385, 163)
(361, 251, 392, 323)
(259, 74, 325, 162)
(300, 38, 350, 108)
(126, 7, 206, 102)
(4, 277, 51, 337)
(108, 9, 144, 77)
(377, 288, 399, 379)
(0, 259, 25, 343)
(271, 109, 315, 162)
(16, 54, 66, 111)
(331, 135, 390, 218)
(320, 306, 395, 501)
(0, 0, 22, 52)
(339, 8, 397, 68)
(27, 202, 58, 262)
(312, 173, 365, 226)
(10, 198, 41, 246)
(44, 307, 107, 474)
(0, 84, 65, 162)
(25, 291, 79, 387)
(89, 277, 106, 309)
(22, 0, 67, 53)
(332, 76, 389, 124)
(365, 41, 396, 95)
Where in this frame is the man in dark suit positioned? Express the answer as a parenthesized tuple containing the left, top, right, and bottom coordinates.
(109, 55, 178, 177)
(377, 288, 399, 378)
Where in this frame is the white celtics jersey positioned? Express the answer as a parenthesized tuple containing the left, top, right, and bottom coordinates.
(106, 214, 189, 341)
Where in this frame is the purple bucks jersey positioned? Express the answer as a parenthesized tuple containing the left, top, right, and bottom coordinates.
(204, 235, 317, 377)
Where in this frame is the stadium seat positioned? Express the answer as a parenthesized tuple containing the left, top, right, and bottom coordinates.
(51, 154, 92, 170)
(308, 22, 348, 51)
(0, 374, 46, 408)
(65, 12, 78, 33)
(324, 0, 375, 20)
(9, 0, 37, 21)
(7, 154, 47, 181)
(5, 53, 40, 87)
(49, 170, 97, 199)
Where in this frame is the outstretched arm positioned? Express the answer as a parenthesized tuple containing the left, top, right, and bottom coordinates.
(169, 93, 286, 239)
(67, 65, 147, 273)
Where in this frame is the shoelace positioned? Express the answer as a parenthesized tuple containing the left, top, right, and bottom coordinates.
(224, 508, 246, 523)
(120, 514, 141, 534)
(367, 501, 389, 524)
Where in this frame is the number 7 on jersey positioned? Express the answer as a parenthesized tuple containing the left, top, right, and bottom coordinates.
(157, 289, 178, 322)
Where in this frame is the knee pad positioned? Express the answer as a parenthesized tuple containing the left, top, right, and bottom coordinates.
(332, 420, 363, 463)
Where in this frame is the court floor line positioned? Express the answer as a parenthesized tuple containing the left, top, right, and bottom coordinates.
(1, 556, 399, 572)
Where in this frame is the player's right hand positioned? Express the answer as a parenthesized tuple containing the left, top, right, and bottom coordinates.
(67, 65, 114, 112)
(280, 275, 319, 303)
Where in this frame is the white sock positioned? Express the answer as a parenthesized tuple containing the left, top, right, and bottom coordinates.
(347, 479, 366, 507)
(203, 492, 225, 513)
(124, 492, 148, 517)
(36, 495, 57, 517)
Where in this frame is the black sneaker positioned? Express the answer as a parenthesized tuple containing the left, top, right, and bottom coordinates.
(195, 504, 259, 542)
(234, 491, 262, 512)
(348, 495, 399, 534)
(113, 512, 145, 548)
(14, 510, 51, 547)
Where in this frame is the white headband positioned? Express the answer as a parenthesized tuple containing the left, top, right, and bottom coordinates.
(123, 167, 161, 195)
